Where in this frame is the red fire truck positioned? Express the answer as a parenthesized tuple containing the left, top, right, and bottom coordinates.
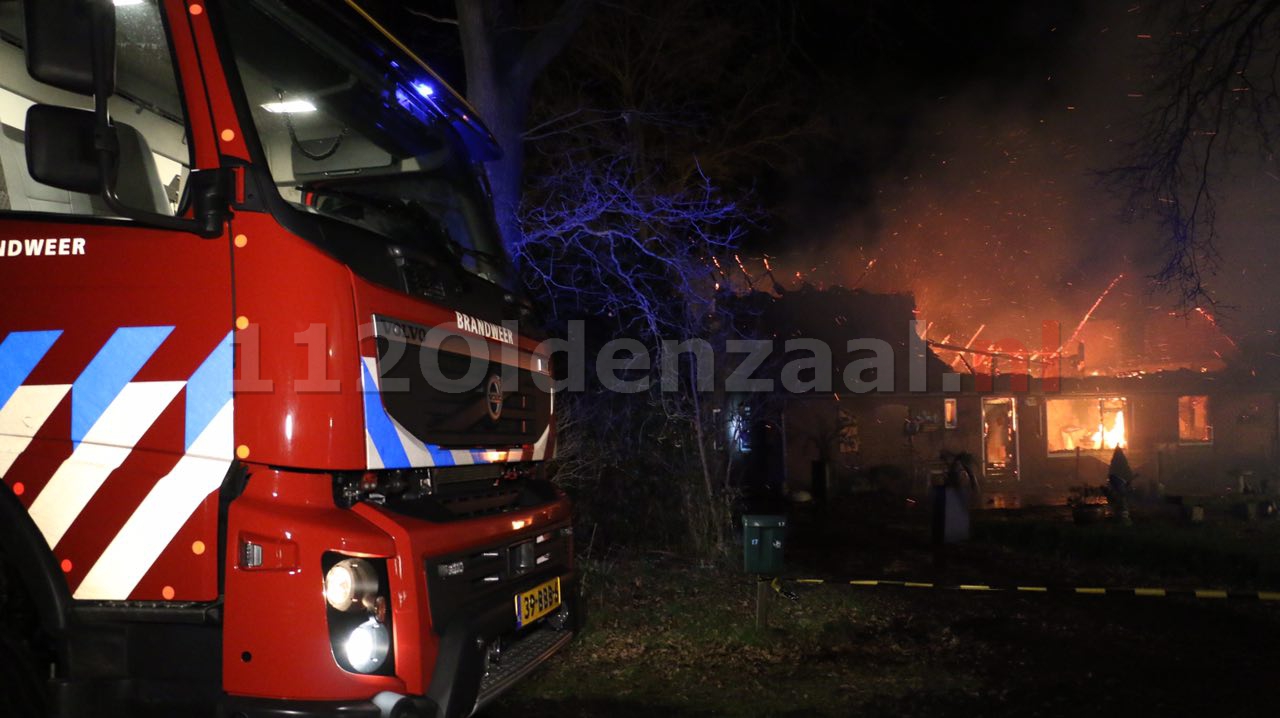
(0, 1, 576, 716)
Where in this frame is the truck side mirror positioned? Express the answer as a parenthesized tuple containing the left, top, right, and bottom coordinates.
(23, 1, 229, 238)
(24, 104, 231, 238)
(24, 0, 114, 97)
(24, 104, 103, 193)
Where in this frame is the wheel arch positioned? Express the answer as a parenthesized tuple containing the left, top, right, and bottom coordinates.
(0, 481, 71, 637)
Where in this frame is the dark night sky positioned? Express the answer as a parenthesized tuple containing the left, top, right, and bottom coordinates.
(767, 0, 1279, 360)
(390, 0, 1279, 358)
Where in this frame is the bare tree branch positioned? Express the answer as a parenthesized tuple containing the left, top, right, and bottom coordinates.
(508, 0, 830, 555)
(1110, 0, 1280, 308)
(406, 8, 458, 26)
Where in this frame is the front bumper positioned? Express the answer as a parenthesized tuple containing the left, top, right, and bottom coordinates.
(475, 623, 573, 712)
(219, 696, 387, 718)
(220, 572, 580, 718)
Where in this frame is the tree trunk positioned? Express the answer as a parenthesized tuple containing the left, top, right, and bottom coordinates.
(688, 358, 723, 556)
(455, 0, 592, 261)
(455, 1, 523, 259)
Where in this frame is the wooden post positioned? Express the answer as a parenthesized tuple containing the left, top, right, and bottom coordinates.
(755, 578, 770, 629)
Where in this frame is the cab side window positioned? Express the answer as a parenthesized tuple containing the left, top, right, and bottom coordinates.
(0, 0, 190, 217)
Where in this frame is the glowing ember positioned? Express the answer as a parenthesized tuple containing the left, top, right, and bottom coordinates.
(1194, 307, 1239, 349)
(850, 258, 878, 289)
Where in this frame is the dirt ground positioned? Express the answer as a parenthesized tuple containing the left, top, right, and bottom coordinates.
(485, 497, 1280, 717)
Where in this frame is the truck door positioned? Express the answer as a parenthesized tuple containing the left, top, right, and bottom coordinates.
(0, 0, 232, 603)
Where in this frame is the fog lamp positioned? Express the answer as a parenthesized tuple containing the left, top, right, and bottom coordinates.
(345, 617, 390, 673)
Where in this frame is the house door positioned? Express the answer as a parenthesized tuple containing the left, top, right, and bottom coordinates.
(982, 397, 1019, 481)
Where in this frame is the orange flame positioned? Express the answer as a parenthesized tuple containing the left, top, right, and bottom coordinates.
(1090, 408, 1127, 450)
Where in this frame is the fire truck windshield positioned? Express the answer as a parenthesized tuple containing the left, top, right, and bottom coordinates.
(219, 0, 514, 291)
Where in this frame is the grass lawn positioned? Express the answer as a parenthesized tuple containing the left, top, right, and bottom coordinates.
(491, 557, 986, 717)
(488, 501, 1280, 717)
(974, 507, 1280, 587)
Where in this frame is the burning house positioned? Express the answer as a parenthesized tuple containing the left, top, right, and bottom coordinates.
(724, 284, 1278, 507)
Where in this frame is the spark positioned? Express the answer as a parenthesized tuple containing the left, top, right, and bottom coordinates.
(1193, 307, 1239, 349)
(1060, 273, 1124, 354)
(850, 258, 878, 289)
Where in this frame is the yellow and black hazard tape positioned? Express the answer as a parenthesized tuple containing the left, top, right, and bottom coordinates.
(771, 577, 1280, 602)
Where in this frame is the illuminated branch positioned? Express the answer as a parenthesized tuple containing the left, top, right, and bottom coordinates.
(1111, 0, 1280, 307)
(406, 8, 458, 26)
(518, 158, 747, 339)
(508, 0, 821, 557)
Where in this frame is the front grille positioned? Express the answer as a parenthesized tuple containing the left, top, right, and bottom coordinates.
(434, 464, 505, 484)
(375, 338, 551, 448)
(435, 485, 522, 518)
(379, 474, 559, 523)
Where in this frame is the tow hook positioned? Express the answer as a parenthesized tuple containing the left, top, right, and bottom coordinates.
(482, 636, 504, 671)
(372, 691, 435, 718)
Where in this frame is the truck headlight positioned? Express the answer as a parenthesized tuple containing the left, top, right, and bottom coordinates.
(325, 558, 379, 613)
(323, 553, 395, 675)
(344, 617, 390, 673)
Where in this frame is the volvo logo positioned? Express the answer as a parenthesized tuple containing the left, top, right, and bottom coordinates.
(485, 375, 504, 421)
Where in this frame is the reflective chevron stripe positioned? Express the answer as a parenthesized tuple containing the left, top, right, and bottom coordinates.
(0, 383, 70, 477)
(361, 358, 412, 468)
(361, 355, 525, 470)
(0, 330, 61, 408)
(28, 325, 180, 547)
(71, 326, 173, 449)
(75, 400, 233, 600)
(0, 332, 67, 477)
(74, 336, 234, 599)
(1, 327, 236, 601)
(28, 380, 185, 548)
(184, 332, 232, 452)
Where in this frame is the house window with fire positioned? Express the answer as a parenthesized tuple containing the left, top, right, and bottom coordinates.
(1045, 397, 1129, 454)
(1178, 395, 1212, 443)
(943, 398, 958, 429)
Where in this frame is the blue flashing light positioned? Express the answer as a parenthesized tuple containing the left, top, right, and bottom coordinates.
(395, 86, 438, 122)
(414, 82, 434, 98)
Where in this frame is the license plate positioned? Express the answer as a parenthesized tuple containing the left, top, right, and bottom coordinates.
(514, 577, 561, 629)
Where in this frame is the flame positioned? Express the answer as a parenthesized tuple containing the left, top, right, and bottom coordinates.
(1089, 408, 1127, 450)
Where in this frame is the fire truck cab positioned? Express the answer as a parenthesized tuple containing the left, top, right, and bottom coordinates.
(0, 1, 576, 716)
